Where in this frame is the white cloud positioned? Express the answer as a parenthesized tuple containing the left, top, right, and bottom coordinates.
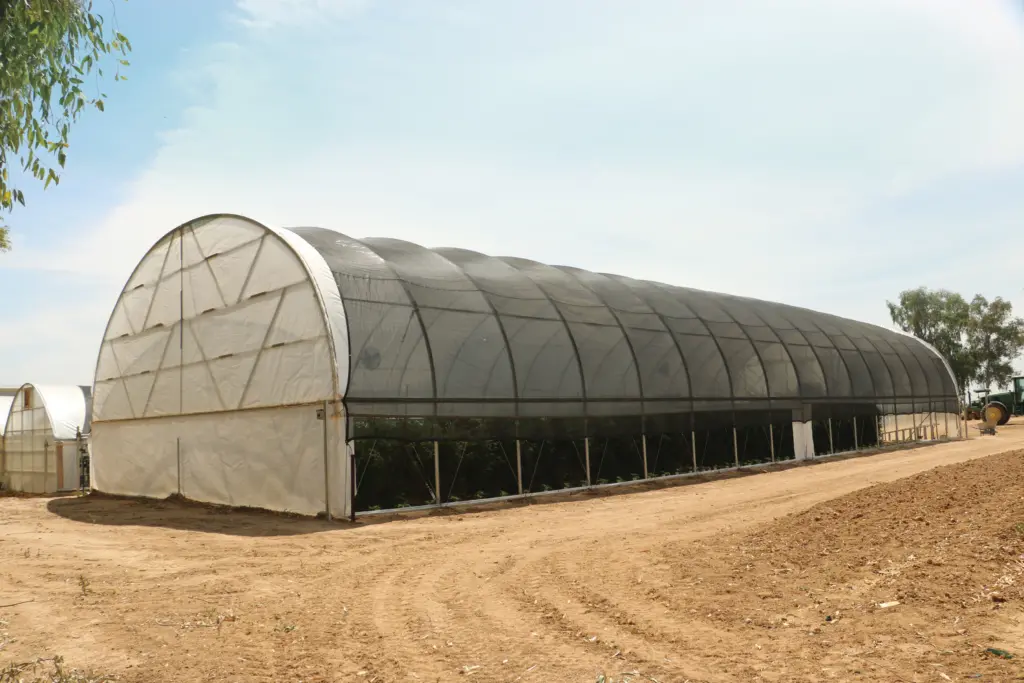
(5, 0, 1024, 384)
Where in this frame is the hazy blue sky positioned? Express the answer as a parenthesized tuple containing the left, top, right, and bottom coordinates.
(1, 0, 1023, 386)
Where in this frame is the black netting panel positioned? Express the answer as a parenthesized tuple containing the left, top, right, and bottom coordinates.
(887, 338, 930, 397)
(812, 418, 831, 455)
(353, 439, 437, 511)
(501, 316, 584, 402)
(439, 439, 519, 503)
(520, 438, 588, 492)
(359, 238, 492, 312)
(419, 309, 515, 401)
(706, 321, 747, 339)
(777, 328, 810, 346)
(671, 332, 731, 398)
(588, 435, 646, 484)
(744, 325, 781, 342)
(290, 227, 958, 422)
(773, 419, 796, 461)
(716, 297, 770, 327)
(613, 275, 697, 319)
(907, 343, 949, 397)
(693, 411, 736, 470)
(717, 337, 769, 398)
(672, 288, 736, 323)
(568, 322, 641, 399)
(345, 300, 433, 401)
(736, 422, 774, 465)
(816, 346, 853, 397)
(860, 350, 895, 397)
(624, 328, 689, 398)
(755, 341, 800, 397)
(501, 258, 618, 326)
(839, 349, 876, 398)
(786, 344, 827, 397)
(880, 351, 913, 397)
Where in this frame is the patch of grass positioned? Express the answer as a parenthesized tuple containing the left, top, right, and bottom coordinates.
(1013, 522, 1024, 536)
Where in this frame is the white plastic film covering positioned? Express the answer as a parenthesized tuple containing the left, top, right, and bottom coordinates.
(94, 216, 337, 422)
(0, 396, 12, 435)
(793, 421, 814, 460)
(91, 404, 346, 516)
(91, 215, 352, 517)
(273, 227, 350, 398)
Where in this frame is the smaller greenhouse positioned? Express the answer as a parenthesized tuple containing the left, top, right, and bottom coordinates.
(0, 384, 92, 494)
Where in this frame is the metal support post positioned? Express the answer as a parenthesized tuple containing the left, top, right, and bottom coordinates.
(176, 437, 182, 496)
(584, 438, 591, 486)
(322, 400, 331, 520)
(433, 441, 441, 506)
(350, 446, 356, 522)
(641, 434, 649, 479)
(827, 418, 834, 454)
(853, 416, 859, 450)
(691, 431, 697, 471)
(516, 440, 523, 495)
(769, 424, 775, 462)
(733, 427, 739, 467)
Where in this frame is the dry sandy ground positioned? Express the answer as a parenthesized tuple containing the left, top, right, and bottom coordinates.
(2, 425, 1024, 682)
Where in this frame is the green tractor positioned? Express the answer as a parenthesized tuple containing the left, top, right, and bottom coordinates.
(969, 376, 1024, 425)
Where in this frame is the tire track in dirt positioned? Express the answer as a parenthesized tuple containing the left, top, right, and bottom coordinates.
(430, 540, 615, 681)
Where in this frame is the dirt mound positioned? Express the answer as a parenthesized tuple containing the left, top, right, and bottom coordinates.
(666, 451, 1024, 680)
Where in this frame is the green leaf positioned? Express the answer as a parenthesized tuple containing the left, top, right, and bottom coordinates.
(0, 0, 130, 244)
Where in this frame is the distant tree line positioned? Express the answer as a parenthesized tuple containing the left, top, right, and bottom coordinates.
(887, 287, 1024, 393)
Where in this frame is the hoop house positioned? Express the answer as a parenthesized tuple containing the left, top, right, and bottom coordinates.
(91, 215, 961, 517)
(1, 384, 92, 493)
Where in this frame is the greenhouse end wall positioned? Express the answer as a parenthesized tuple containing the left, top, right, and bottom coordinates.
(90, 215, 351, 518)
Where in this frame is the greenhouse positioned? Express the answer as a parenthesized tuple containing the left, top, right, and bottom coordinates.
(91, 214, 961, 518)
(0, 384, 92, 494)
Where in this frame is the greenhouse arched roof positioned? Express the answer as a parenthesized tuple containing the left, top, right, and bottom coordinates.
(287, 225, 958, 418)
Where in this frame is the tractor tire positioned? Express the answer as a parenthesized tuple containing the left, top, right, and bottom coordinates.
(984, 401, 1010, 426)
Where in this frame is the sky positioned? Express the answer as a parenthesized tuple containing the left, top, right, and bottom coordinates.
(1, 0, 1024, 387)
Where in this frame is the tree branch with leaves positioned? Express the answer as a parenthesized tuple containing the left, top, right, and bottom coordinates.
(0, 0, 130, 251)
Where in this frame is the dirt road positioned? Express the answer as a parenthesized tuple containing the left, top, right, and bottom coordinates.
(2, 425, 1023, 682)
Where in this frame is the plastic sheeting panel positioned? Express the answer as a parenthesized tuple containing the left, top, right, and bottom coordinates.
(94, 217, 340, 423)
(92, 403, 349, 517)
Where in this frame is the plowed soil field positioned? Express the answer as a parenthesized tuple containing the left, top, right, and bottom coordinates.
(2, 425, 1024, 682)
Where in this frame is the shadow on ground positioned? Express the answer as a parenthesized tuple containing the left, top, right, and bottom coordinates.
(45, 493, 351, 538)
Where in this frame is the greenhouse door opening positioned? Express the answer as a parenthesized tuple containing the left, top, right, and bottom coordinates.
(57, 443, 81, 492)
